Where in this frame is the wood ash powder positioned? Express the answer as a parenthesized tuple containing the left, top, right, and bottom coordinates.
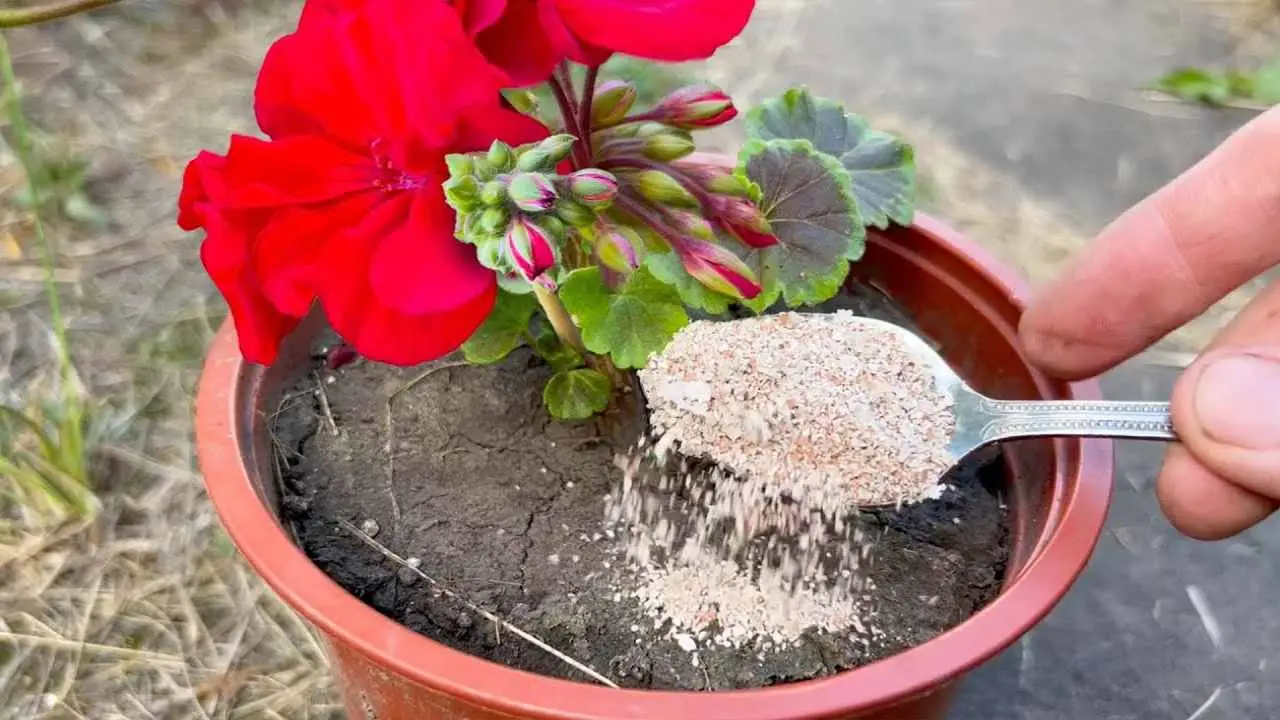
(608, 311, 956, 651)
(638, 310, 957, 510)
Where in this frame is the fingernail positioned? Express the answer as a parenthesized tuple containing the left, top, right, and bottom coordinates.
(1194, 352, 1280, 449)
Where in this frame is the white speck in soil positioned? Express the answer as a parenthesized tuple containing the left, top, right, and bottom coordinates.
(360, 518, 380, 537)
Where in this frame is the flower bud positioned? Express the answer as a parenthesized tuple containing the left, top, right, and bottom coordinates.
(505, 217, 558, 282)
(714, 197, 777, 249)
(502, 89, 540, 115)
(478, 206, 510, 235)
(670, 210, 716, 242)
(556, 198, 597, 228)
(515, 149, 551, 173)
(540, 215, 567, 242)
(706, 171, 757, 199)
(568, 169, 619, 207)
(507, 172, 558, 213)
(591, 80, 637, 127)
(475, 235, 506, 271)
(674, 240, 762, 300)
(531, 134, 577, 166)
(487, 140, 514, 171)
(641, 129, 696, 162)
(595, 225, 641, 272)
(480, 179, 507, 206)
(443, 175, 480, 212)
(445, 153, 474, 179)
(656, 86, 737, 129)
(633, 170, 699, 209)
(472, 156, 497, 181)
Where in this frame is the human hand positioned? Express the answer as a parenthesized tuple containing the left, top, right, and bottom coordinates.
(1018, 106, 1280, 541)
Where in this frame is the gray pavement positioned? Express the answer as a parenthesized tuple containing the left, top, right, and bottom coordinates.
(954, 362, 1280, 719)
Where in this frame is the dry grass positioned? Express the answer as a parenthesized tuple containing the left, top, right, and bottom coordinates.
(0, 1, 341, 716)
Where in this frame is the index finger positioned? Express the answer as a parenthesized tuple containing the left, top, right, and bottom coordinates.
(1018, 106, 1280, 379)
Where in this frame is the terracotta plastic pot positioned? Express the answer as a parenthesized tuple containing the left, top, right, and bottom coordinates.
(196, 212, 1113, 720)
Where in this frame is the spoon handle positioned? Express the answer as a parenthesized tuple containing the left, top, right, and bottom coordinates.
(977, 399, 1177, 443)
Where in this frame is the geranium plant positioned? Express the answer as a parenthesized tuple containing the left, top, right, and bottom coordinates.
(178, 0, 916, 421)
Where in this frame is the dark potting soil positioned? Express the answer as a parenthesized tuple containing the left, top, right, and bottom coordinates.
(274, 286, 1011, 691)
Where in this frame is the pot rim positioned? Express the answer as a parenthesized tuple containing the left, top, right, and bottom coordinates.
(195, 212, 1113, 719)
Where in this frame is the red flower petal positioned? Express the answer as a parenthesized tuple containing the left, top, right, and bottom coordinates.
(183, 153, 305, 365)
(536, 0, 610, 67)
(553, 0, 752, 61)
(368, 189, 495, 315)
(253, 193, 380, 316)
(255, 21, 373, 146)
(220, 134, 371, 208)
(454, 0, 508, 34)
(319, 194, 498, 365)
(258, 0, 507, 152)
(472, 0, 563, 87)
(452, 105, 551, 154)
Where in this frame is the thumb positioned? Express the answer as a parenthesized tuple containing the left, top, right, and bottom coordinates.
(1172, 347, 1280, 502)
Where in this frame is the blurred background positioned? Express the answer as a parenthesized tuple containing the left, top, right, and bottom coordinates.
(0, 0, 1276, 717)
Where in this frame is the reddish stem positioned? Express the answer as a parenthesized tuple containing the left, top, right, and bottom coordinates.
(548, 66, 590, 169)
(577, 65, 600, 159)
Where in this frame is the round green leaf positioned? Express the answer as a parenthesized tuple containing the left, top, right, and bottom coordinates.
(543, 368, 611, 420)
(745, 86, 916, 229)
(737, 137, 862, 309)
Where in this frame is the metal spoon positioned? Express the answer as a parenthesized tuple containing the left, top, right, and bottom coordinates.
(853, 315, 1178, 464)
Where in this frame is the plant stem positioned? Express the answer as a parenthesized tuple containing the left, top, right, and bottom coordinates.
(548, 65, 590, 169)
(0, 0, 122, 26)
(577, 65, 599, 159)
(0, 34, 85, 481)
(531, 282, 586, 357)
(0, 36, 70, 388)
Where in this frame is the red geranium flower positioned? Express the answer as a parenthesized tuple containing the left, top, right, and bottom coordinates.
(178, 0, 548, 366)
(466, 0, 754, 86)
(299, 0, 755, 88)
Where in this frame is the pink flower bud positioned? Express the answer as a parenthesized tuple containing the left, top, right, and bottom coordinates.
(714, 197, 777, 249)
(595, 225, 641, 272)
(568, 169, 619, 207)
(591, 80, 638, 127)
(507, 172, 558, 213)
(505, 217, 557, 281)
(674, 239, 761, 300)
(656, 86, 738, 129)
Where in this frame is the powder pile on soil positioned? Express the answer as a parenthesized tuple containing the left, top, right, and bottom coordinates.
(607, 450, 878, 648)
(638, 311, 957, 510)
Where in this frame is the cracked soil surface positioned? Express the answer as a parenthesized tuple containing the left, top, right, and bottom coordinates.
(275, 309, 1010, 690)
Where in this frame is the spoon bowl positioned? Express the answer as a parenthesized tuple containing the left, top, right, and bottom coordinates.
(852, 316, 1178, 470)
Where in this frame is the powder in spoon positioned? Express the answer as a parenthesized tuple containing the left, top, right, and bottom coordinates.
(638, 310, 957, 510)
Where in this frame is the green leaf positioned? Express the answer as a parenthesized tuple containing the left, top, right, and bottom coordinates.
(644, 251, 732, 315)
(531, 321, 585, 373)
(1150, 67, 1233, 106)
(461, 290, 538, 365)
(558, 265, 689, 368)
(543, 368, 612, 420)
(745, 87, 915, 228)
(736, 137, 863, 310)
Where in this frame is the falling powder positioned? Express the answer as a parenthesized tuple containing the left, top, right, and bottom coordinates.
(605, 311, 958, 650)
